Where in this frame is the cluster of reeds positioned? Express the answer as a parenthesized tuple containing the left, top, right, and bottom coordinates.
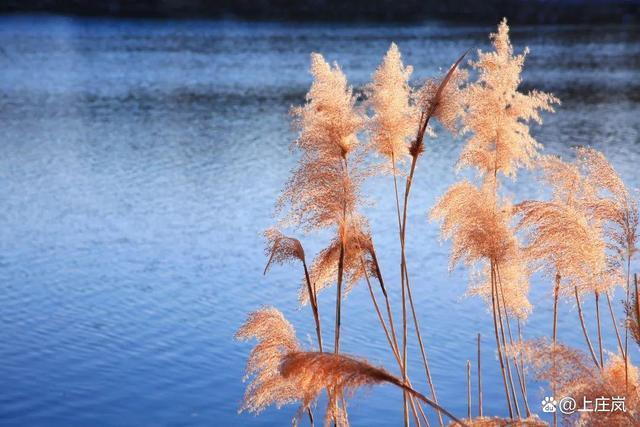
(235, 19, 639, 427)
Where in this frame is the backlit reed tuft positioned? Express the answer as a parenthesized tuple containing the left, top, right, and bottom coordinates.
(458, 19, 558, 181)
(235, 307, 302, 415)
(431, 181, 517, 269)
(237, 308, 466, 427)
(302, 216, 375, 305)
(522, 339, 640, 425)
(367, 43, 417, 165)
(264, 229, 306, 274)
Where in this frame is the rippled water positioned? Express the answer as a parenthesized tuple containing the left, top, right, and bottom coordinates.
(0, 15, 639, 426)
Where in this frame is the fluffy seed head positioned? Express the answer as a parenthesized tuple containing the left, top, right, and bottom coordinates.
(235, 308, 301, 415)
(367, 43, 416, 163)
(458, 19, 559, 178)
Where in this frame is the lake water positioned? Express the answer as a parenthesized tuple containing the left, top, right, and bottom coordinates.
(0, 15, 639, 426)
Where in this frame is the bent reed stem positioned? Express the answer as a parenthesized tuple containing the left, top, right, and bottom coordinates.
(574, 286, 600, 369)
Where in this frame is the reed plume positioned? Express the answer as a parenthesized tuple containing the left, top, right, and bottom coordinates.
(236, 307, 303, 416)
(577, 147, 639, 382)
(431, 181, 517, 269)
(278, 53, 365, 233)
(302, 216, 375, 305)
(522, 339, 640, 426)
(280, 352, 467, 427)
(277, 53, 368, 361)
(516, 196, 612, 298)
(625, 275, 640, 347)
(264, 229, 306, 274)
(264, 229, 324, 352)
(367, 43, 417, 165)
(459, 19, 558, 180)
(451, 417, 546, 427)
(236, 308, 466, 426)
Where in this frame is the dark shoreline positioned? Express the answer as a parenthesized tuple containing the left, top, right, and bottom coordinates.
(1, 0, 640, 24)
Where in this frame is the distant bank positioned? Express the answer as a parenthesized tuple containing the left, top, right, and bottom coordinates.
(1, 0, 639, 24)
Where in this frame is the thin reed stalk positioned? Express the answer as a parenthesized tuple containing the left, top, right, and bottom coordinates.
(359, 255, 424, 427)
(307, 407, 315, 426)
(495, 265, 530, 417)
(477, 333, 483, 418)
(467, 360, 472, 420)
(391, 51, 469, 427)
(403, 265, 442, 425)
(574, 286, 600, 368)
(494, 267, 521, 418)
(369, 246, 429, 425)
(334, 242, 345, 354)
(552, 272, 560, 427)
(398, 131, 443, 427)
(370, 247, 401, 355)
(595, 291, 604, 367)
(303, 261, 323, 352)
(516, 319, 528, 413)
(631, 274, 640, 391)
(389, 155, 409, 427)
(605, 290, 625, 356)
(490, 261, 514, 418)
(625, 264, 633, 390)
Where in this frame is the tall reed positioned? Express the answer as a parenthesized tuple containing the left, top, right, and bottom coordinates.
(235, 18, 638, 427)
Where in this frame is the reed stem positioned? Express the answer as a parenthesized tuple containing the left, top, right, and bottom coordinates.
(494, 266, 520, 418)
(605, 290, 624, 356)
(552, 272, 560, 427)
(516, 319, 528, 414)
(390, 155, 410, 427)
(595, 291, 604, 367)
(334, 241, 345, 354)
(360, 255, 424, 427)
(574, 286, 600, 368)
(477, 333, 482, 418)
(307, 407, 315, 426)
(303, 261, 323, 353)
(398, 149, 443, 426)
(490, 261, 513, 418)
(633, 274, 640, 393)
(496, 268, 529, 417)
(466, 360, 471, 420)
(624, 262, 632, 391)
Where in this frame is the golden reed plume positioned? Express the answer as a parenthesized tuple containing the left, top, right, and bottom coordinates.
(452, 417, 546, 427)
(431, 181, 517, 269)
(281, 352, 467, 427)
(235, 307, 302, 415)
(302, 216, 375, 305)
(521, 339, 640, 426)
(277, 53, 365, 233)
(415, 63, 467, 135)
(459, 19, 558, 181)
(263, 229, 306, 275)
(237, 308, 466, 427)
(367, 43, 417, 165)
(469, 258, 532, 321)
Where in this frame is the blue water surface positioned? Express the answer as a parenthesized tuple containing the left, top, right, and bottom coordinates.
(0, 15, 639, 426)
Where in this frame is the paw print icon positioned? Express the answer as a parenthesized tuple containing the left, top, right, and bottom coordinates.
(541, 396, 558, 413)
